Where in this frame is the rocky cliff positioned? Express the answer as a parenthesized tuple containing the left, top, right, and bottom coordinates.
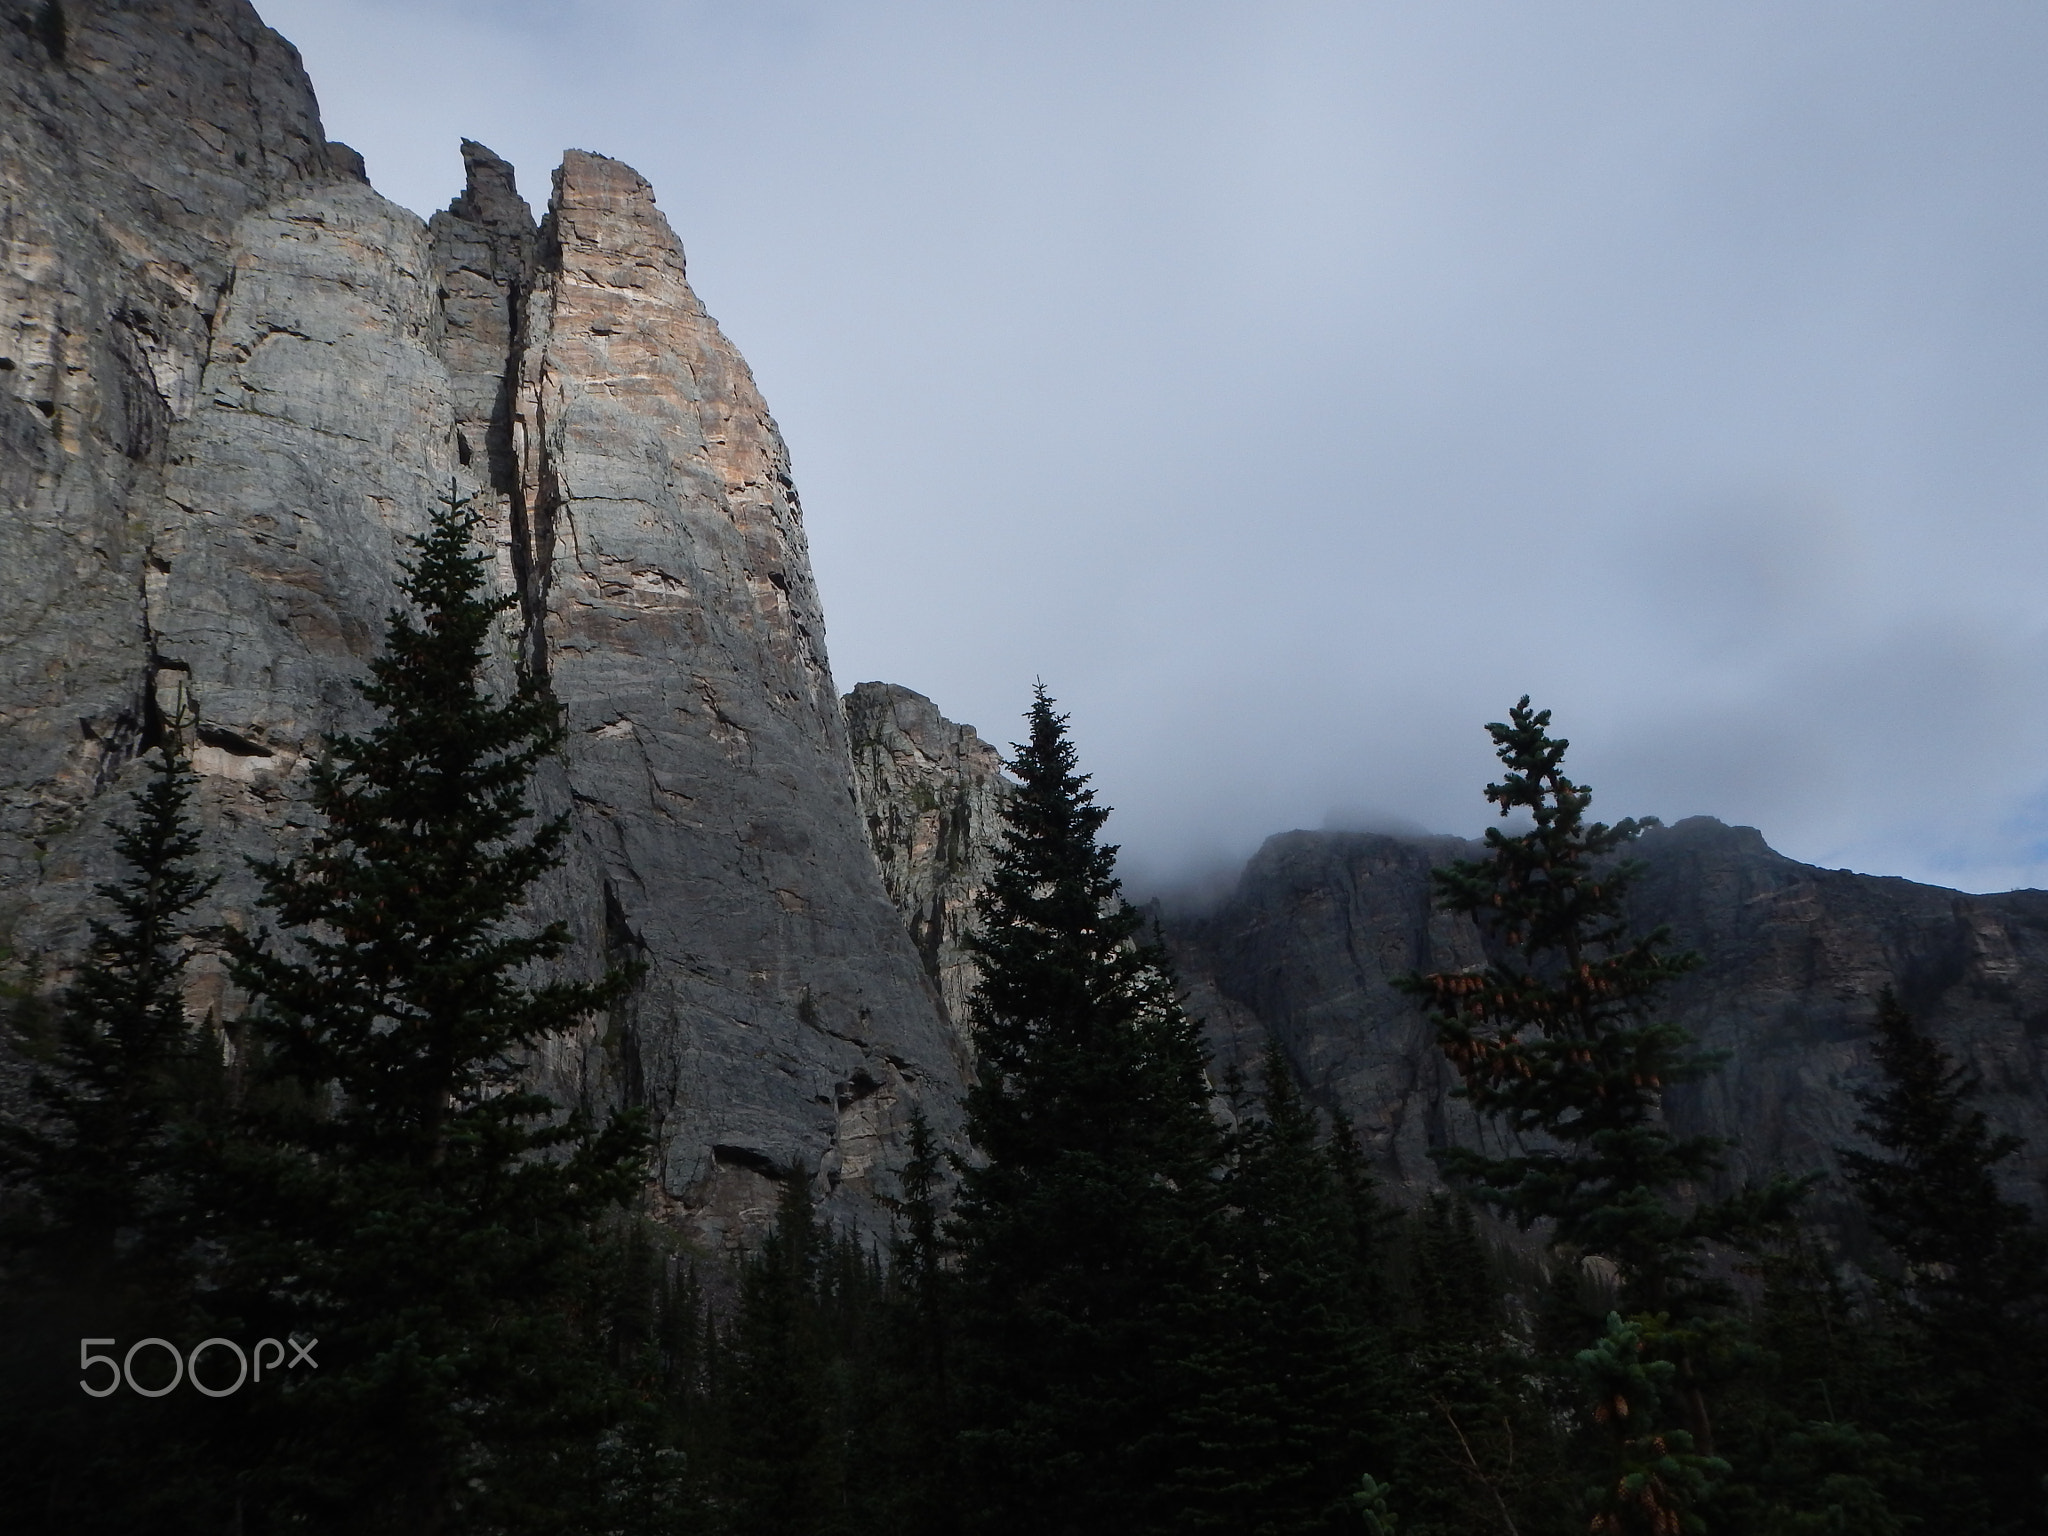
(0, 0, 963, 1248)
(844, 682, 1008, 1047)
(9, 0, 2046, 1258)
(838, 690, 2048, 1224)
(1164, 818, 2048, 1220)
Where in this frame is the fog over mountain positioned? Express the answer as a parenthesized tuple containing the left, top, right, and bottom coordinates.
(258, 0, 2048, 897)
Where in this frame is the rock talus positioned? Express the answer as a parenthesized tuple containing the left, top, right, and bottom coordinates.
(0, 0, 963, 1247)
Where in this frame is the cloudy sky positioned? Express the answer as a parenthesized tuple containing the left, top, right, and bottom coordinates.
(258, 0, 2048, 896)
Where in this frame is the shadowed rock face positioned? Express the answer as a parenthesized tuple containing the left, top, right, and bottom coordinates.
(845, 681, 1008, 1050)
(1164, 817, 2048, 1218)
(0, 0, 963, 1248)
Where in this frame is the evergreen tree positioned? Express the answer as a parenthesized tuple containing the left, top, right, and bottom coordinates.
(1169, 1043, 1390, 1533)
(948, 685, 1228, 1536)
(1712, 1235, 1908, 1536)
(217, 487, 648, 1532)
(1406, 699, 1794, 1316)
(1840, 988, 2047, 1535)
(1574, 1312, 1728, 1536)
(1391, 1195, 1572, 1536)
(579, 1219, 708, 1536)
(1, 739, 217, 1272)
(1405, 699, 1803, 1525)
(1842, 988, 2044, 1323)
(0, 740, 228, 1533)
(872, 1109, 960, 1536)
(1325, 1113, 1396, 1309)
(712, 1172, 856, 1536)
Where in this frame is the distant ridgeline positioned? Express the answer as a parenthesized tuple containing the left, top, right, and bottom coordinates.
(1161, 815, 2048, 1227)
(844, 689, 2048, 1228)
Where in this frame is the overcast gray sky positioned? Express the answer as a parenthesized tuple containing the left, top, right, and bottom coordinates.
(256, 0, 2048, 896)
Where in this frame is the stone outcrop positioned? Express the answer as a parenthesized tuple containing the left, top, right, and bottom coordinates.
(503, 151, 966, 1245)
(1165, 818, 2048, 1221)
(426, 139, 534, 508)
(1, 0, 357, 937)
(845, 682, 1009, 1044)
(0, 0, 964, 1249)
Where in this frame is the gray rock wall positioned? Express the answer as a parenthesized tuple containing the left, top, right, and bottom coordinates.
(0, 0, 964, 1250)
(1, 0, 351, 943)
(508, 152, 966, 1246)
(1166, 818, 2048, 1220)
(844, 681, 1008, 1048)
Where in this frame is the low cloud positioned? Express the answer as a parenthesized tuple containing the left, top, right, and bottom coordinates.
(263, 0, 2048, 897)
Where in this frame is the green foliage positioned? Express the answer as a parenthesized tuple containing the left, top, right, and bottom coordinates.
(2, 740, 217, 1269)
(1707, 1234, 1907, 1535)
(1404, 698, 1800, 1317)
(1354, 1472, 1400, 1535)
(0, 742, 231, 1533)
(1406, 699, 1815, 1535)
(949, 685, 1229, 1536)
(1168, 1044, 1394, 1533)
(1576, 1313, 1728, 1535)
(1388, 1196, 1574, 1536)
(870, 1109, 960, 1536)
(712, 1173, 863, 1535)
(1842, 988, 2045, 1321)
(216, 487, 649, 1531)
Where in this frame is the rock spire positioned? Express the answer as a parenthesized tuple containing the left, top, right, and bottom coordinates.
(0, 0, 961, 1246)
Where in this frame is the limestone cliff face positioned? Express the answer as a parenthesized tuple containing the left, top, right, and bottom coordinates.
(0, 0, 963, 1247)
(1166, 819, 2048, 1219)
(504, 152, 967, 1244)
(845, 682, 1008, 1045)
(1, 0, 356, 936)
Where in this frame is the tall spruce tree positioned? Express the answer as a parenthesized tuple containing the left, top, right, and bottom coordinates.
(1406, 699, 1802, 1530)
(0, 740, 228, 1534)
(1391, 1194, 1573, 1536)
(218, 487, 648, 1533)
(712, 1172, 848, 1536)
(1710, 1234, 1908, 1536)
(1842, 988, 2044, 1325)
(872, 1109, 960, 1536)
(2, 739, 216, 1277)
(949, 685, 1228, 1536)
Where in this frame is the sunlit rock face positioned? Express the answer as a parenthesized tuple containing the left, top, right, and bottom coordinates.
(0, 0, 347, 943)
(506, 150, 966, 1246)
(1165, 817, 2048, 1223)
(0, 0, 963, 1248)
